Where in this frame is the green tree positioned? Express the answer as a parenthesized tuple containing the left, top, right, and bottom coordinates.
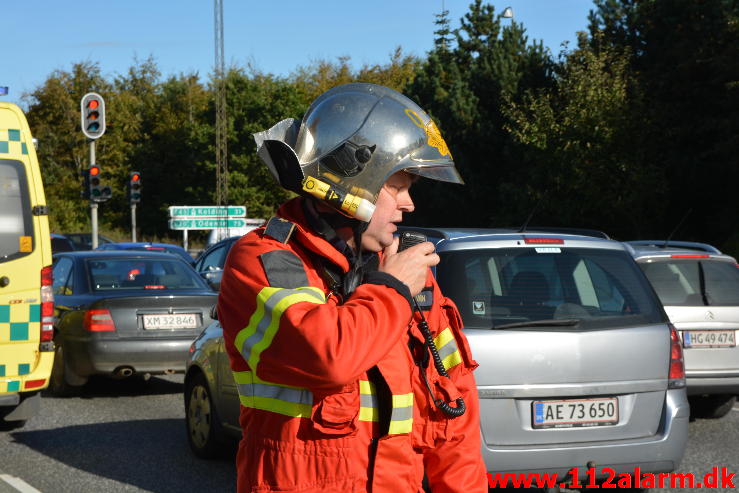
(291, 48, 419, 103)
(221, 68, 308, 219)
(504, 34, 664, 238)
(588, 0, 739, 247)
(407, 0, 554, 227)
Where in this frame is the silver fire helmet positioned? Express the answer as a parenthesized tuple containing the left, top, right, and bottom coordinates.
(253, 83, 463, 222)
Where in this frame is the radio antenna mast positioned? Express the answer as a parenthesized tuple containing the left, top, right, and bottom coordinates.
(214, 0, 228, 208)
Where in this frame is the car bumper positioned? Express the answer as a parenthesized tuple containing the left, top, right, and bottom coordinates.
(68, 337, 194, 376)
(0, 351, 53, 397)
(685, 370, 739, 394)
(482, 389, 689, 479)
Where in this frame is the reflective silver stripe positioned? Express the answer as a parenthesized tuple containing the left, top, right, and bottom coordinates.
(390, 405, 413, 422)
(240, 287, 324, 364)
(437, 337, 459, 361)
(388, 393, 414, 434)
(236, 382, 313, 406)
(360, 393, 377, 408)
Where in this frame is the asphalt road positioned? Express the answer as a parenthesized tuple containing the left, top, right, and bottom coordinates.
(0, 375, 235, 493)
(1, 378, 737, 492)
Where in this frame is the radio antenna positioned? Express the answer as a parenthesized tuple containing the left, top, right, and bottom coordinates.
(665, 209, 692, 247)
(519, 194, 544, 233)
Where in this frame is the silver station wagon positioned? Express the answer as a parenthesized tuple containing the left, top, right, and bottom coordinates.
(427, 228, 689, 481)
(628, 240, 739, 418)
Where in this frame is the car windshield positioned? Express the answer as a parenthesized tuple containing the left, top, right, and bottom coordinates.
(86, 257, 207, 291)
(437, 247, 663, 330)
(639, 259, 739, 306)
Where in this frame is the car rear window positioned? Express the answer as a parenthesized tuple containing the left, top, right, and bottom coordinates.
(639, 259, 739, 306)
(437, 247, 664, 330)
(86, 258, 207, 291)
(0, 159, 34, 262)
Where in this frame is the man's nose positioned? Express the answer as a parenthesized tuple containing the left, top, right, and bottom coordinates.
(398, 191, 414, 213)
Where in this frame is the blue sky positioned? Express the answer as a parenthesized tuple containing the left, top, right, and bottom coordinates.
(1, 1, 595, 107)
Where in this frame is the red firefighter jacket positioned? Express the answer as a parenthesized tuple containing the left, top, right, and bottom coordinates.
(217, 197, 486, 492)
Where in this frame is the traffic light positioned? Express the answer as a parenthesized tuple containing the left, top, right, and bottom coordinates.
(81, 169, 90, 200)
(88, 165, 102, 200)
(129, 171, 142, 204)
(80, 93, 106, 140)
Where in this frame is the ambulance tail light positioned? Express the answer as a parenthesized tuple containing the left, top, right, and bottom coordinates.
(24, 379, 47, 390)
(40, 265, 54, 346)
(668, 323, 686, 388)
(84, 309, 116, 332)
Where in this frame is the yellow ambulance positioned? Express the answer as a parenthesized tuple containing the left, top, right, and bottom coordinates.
(0, 101, 54, 429)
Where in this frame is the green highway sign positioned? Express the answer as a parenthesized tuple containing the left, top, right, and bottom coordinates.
(168, 205, 246, 218)
(168, 218, 248, 230)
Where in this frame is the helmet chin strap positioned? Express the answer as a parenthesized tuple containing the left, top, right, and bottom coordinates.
(304, 197, 373, 298)
(343, 221, 369, 297)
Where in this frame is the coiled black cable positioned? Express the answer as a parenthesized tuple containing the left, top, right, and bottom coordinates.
(414, 299, 466, 418)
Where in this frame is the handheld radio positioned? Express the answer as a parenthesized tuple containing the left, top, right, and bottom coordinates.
(398, 231, 427, 251)
(399, 230, 466, 418)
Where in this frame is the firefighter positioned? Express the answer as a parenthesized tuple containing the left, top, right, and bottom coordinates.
(218, 83, 486, 492)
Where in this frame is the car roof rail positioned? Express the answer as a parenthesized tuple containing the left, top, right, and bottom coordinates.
(626, 240, 722, 254)
(397, 226, 612, 242)
(508, 226, 611, 239)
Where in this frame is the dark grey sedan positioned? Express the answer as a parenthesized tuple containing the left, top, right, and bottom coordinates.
(51, 251, 217, 395)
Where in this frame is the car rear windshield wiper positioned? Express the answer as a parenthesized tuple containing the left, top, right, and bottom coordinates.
(493, 318, 580, 330)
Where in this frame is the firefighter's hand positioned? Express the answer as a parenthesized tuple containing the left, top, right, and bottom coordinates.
(380, 237, 439, 297)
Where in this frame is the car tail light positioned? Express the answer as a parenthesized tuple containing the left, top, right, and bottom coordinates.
(84, 309, 116, 332)
(40, 265, 54, 346)
(24, 379, 46, 390)
(670, 254, 709, 258)
(668, 323, 686, 388)
(523, 237, 564, 245)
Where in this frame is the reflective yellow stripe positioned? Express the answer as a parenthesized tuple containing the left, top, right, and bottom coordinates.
(232, 370, 313, 418)
(359, 379, 378, 422)
(433, 327, 455, 348)
(388, 392, 414, 434)
(441, 350, 463, 371)
(234, 286, 325, 373)
(434, 327, 463, 371)
(232, 369, 412, 433)
(392, 392, 414, 408)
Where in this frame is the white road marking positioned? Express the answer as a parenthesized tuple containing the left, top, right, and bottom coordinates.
(0, 475, 41, 493)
